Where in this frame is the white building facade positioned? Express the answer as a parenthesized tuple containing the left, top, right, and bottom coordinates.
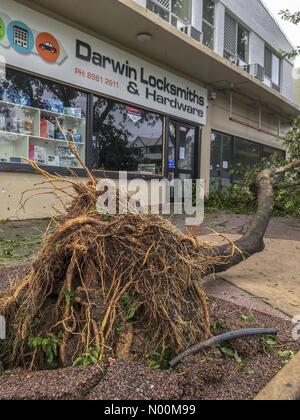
(0, 0, 299, 219)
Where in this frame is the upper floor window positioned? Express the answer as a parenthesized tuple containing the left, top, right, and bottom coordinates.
(146, 0, 191, 29)
(146, 0, 170, 21)
(202, 0, 215, 49)
(171, 0, 192, 27)
(264, 47, 281, 91)
(224, 13, 249, 66)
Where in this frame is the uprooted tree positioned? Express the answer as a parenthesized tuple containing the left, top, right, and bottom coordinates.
(0, 123, 299, 371)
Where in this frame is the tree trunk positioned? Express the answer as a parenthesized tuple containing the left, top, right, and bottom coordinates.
(204, 160, 300, 276)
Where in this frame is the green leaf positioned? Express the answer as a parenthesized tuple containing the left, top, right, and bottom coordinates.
(148, 360, 160, 369)
(277, 350, 295, 359)
(220, 346, 235, 357)
(240, 315, 256, 322)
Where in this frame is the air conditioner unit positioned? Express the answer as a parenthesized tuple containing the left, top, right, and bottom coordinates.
(244, 64, 265, 82)
(153, 0, 170, 8)
(180, 25, 202, 43)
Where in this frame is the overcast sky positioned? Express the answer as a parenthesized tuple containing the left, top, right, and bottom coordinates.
(263, 0, 300, 68)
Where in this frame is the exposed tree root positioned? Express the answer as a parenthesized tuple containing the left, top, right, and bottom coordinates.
(1, 131, 298, 371)
(0, 155, 226, 370)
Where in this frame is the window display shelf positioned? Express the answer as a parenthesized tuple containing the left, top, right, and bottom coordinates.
(0, 130, 29, 164)
(0, 100, 40, 114)
(0, 100, 86, 121)
(0, 130, 29, 140)
(30, 135, 85, 145)
(40, 109, 86, 121)
(0, 67, 88, 171)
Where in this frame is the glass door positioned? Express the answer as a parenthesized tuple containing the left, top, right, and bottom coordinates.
(168, 120, 198, 181)
(210, 131, 233, 190)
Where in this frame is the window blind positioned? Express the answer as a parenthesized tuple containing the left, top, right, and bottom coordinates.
(224, 14, 237, 55)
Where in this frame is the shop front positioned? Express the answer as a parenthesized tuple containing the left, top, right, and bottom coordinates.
(210, 130, 286, 189)
(0, 0, 207, 195)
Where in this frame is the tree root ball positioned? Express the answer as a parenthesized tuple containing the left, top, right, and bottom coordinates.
(0, 210, 219, 370)
(0, 170, 222, 370)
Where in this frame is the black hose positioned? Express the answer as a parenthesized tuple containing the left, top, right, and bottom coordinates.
(169, 328, 278, 368)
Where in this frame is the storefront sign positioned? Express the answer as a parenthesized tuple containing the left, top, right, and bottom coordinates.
(0, 0, 207, 125)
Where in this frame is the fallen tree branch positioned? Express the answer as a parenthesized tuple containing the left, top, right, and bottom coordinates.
(204, 160, 300, 275)
(169, 328, 278, 368)
(274, 180, 300, 190)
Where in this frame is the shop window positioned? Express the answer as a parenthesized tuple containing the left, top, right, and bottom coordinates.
(210, 132, 233, 190)
(233, 137, 260, 180)
(202, 0, 215, 49)
(224, 13, 249, 66)
(92, 96, 163, 175)
(210, 131, 286, 189)
(264, 47, 281, 91)
(146, 0, 170, 22)
(262, 145, 285, 162)
(0, 68, 87, 168)
(171, 0, 192, 28)
(146, 0, 191, 29)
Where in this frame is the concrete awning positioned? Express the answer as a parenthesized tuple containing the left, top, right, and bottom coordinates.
(18, 0, 300, 119)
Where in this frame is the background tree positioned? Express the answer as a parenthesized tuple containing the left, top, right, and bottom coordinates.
(279, 9, 300, 59)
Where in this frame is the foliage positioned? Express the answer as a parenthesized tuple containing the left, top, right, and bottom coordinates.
(122, 292, 137, 321)
(0, 236, 42, 267)
(147, 347, 173, 370)
(73, 347, 101, 367)
(240, 315, 256, 322)
(205, 184, 256, 214)
(262, 335, 295, 364)
(64, 290, 77, 305)
(0, 370, 11, 379)
(279, 9, 300, 58)
(220, 345, 243, 365)
(28, 334, 61, 366)
(261, 335, 277, 351)
(206, 117, 300, 217)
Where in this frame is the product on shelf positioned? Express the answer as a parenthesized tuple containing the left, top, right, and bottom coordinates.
(3, 91, 31, 106)
(0, 105, 36, 135)
(40, 119, 55, 139)
(47, 155, 60, 166)
(56, 144, 79, 167)
(0, 111, 6, 131)
(70, 128, 82, 143)
(44, 99, 64, 114)
(23, 112, 34, 135)
(9, 157, 22, 163)
(54, 122, 73, 141)
(55, 131, 67, 141)
(64, 107, 82, 118)
(29, 145, 47, 164)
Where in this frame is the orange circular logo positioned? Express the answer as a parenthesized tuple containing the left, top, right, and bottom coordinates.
(36, 32, 60, 63)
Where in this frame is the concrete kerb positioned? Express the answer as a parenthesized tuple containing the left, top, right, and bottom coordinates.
(255, 350, 300, 400)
